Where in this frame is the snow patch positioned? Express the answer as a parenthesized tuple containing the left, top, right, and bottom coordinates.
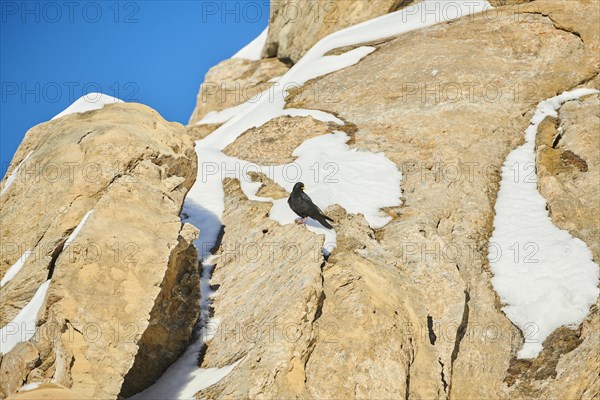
(184, 131, 401, 256)
(232, 27, 268, 61)
(18, 382, 42, 392)
(0, 250, 33, 288)
(268, 131, 401, 227)
(489, 88, 600, 359)
(63, 211, 93, 250)
(0, 280, 51, 354)
(1, 151, 33, 196)
(197, 101, 252, 125)
(130, 339, 240, 400)
(52, 93, 122, 120)
(196, 103, 344, 127)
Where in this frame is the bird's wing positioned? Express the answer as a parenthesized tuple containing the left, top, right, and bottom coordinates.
(300, 192, 324, 212)
(300, 193, 328, 219)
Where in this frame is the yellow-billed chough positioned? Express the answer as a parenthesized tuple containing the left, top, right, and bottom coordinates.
(288, 182, 334, 229)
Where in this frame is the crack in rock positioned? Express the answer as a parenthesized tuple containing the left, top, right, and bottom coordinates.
(405, 338, 414, 400)
(438, 358, 448, 394)
(524, 12, 583, 43)
(448, 290, 471, 396)
(427, 315, 437, 345)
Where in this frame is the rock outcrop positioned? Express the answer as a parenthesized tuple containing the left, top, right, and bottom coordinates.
(536, 96, 600, 262)
(186, 1, 599, 399)
(522, 93, 600, 399)
(197, 179, 325, 398)
(262, 0, 535, 63)
(188, 58, 289, 125)
(262, 0, 403, 63)
(282, 2, 599, 397)
(223, 115, 342, 164)
(0, 103, 200, 399)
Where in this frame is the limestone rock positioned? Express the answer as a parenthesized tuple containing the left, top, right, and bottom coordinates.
(537, 95, 600, 261)
(0, 103, 200, 399)
(7, 383, 89, 400)
(262, 0, 404, 63)
(186, 123, 222, 141)
(263, 0, 533, 64)
(0, 342, 39, 397)
(223, 115, 339, 164)
(2, 0, 600, 398)
(196, 179, 325, 398)
(234, 2, 597, 398)
(248, 172, 288, 199)
(303, 208, 415, 399)
(527, 93, 600, 399)
(188, 58, 289, 125)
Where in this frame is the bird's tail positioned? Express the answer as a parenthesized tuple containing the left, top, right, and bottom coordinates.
(317, 215, 334, 229)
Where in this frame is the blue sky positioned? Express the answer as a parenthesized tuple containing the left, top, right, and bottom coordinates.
(0, 0, 270, 177)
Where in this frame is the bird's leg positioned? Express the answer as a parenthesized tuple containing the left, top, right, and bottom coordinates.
(295, 217, 308, 224)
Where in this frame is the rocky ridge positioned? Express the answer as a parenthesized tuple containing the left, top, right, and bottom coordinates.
(0, 103, 199, 399)
(190, 1, 600, 398)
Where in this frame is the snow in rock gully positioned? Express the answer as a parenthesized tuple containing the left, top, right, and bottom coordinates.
(489, 88, 600, 359)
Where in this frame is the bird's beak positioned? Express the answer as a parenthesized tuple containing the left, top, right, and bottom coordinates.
(301, 186, 305, 190)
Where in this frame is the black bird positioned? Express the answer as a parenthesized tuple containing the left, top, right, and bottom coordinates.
(288, 182, 334, 229)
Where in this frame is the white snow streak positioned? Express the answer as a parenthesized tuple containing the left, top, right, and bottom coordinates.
(195, 99, 344, 127)
(232, 27, 268, 61)
(198, 0, 491, 151)
(1, 151, 33, 196)
(197, 101, 252, 125)
(0, 280, 51, 355)
(52, 93, 122, 120)
(489, 89, 600, 359)
(0, 250, 32, 288)
(63, 211, 94, 250)
(17, 382, 42, 392)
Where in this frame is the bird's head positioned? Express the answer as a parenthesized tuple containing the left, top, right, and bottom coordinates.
(293, 182, 305, 192)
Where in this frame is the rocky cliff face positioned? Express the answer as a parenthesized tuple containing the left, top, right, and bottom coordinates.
(1, 0, 598, 399)
(262, 0, 533, 63)
(0, 103, 199, 399)
(188, 1, 600, 399)
(262, 0, 404, 63)
(188, 58, 289, 126)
